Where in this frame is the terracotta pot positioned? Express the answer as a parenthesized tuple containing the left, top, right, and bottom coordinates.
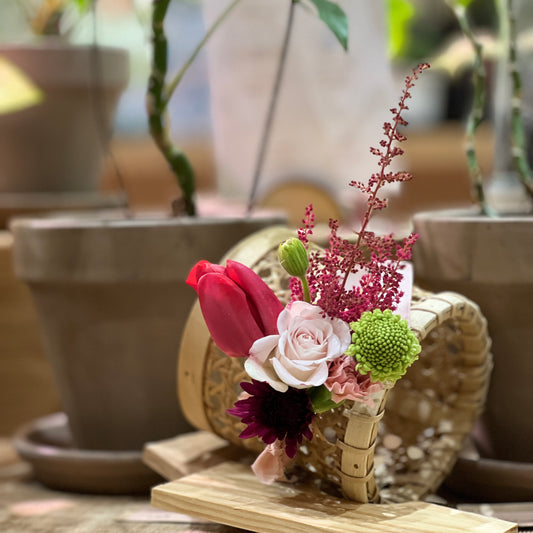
(10, 212, 285, 451)
(413, 210, 533, 462)
(0, 43, 128, 193)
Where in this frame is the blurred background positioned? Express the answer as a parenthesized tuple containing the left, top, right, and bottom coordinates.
(0, 0, 511, 226)
(0, 0, 531, 438)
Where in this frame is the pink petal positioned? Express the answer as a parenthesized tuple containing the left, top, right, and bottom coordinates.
(249, 335, 280, 364)
(251, 442, 291, 484)
(226, 261, 283, 335)
(272, 358, 329, 389)
(245, 356, 288, 393)
(197, 273, 264, 357)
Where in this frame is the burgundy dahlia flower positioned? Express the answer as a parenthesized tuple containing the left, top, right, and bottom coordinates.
(228, 380, 314, 458)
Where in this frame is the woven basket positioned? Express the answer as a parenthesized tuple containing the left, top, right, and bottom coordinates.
(178, 226, 492, 503)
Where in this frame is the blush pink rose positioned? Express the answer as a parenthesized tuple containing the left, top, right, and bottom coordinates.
(325, 355, 383, 404)
(245, 301, 351, 392)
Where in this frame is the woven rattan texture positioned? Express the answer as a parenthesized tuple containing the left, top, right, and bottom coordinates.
(201, 250, 492, 503)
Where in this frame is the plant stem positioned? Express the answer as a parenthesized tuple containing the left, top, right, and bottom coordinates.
(89, 0, 131, 215)
(446, 1, 494, 216)
(247, 0, 297, 214)
(163, 0, 243, 108)
(300, 276, 311, 303)
(506, 0, 533, 198)
(147, 0, 196, 216)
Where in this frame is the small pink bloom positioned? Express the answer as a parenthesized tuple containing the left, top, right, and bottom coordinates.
(325, 355, 383, 404)
(251, 441, 292, 484)
(187, 260, 283, 357)
(245, 301, 351, 391)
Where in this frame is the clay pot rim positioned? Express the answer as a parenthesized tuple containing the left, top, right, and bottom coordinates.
(413, 208, 533, 224)
(0, 42, 129, 88)
(9, 211, 286, 232)
(10, 212, 288, 283)
(0, 41, 128, 55)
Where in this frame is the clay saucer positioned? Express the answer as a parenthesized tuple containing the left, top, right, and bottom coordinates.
(13, 413, 163, 495)
(445, 455, 533, 503)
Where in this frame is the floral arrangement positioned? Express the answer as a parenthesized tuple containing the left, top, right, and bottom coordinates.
(187, 63, 429, 485)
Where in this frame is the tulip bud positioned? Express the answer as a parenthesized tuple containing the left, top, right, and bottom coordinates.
(278, 238, 308, 278)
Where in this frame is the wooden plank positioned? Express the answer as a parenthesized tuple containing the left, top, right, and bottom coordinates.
(151, 462, 517, 533)
(142, 431, 249, 481)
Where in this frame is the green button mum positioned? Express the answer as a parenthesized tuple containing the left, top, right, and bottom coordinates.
(346, 309, 421, 384)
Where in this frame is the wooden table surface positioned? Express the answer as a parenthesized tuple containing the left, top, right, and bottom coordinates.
(1, 435, 529, 532)
(0, 438, 243, 533)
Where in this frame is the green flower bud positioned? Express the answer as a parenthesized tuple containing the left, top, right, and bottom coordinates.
(278, 238, 309, 278)
(346, 309, 421, 384)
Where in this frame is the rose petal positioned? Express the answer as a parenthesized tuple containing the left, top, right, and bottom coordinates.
(272, 358, 329, 389)
(245, 356, 288, 392)
(249, 335, 279, 363)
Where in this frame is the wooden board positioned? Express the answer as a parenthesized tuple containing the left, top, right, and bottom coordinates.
(143, 431, 251, 482)
(151, 462, 517, 533)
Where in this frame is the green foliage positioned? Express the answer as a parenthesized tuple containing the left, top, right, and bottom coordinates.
(386, 0, 415, 59)
(300, 0, 348, 50)
(72, 0, 92, 12)
(453, 0, 476, 7)
(309, 385, 342, 414)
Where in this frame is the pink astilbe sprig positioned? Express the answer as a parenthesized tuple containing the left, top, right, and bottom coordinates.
(297, 204, 315, 249)
(293, 64, 429, 322)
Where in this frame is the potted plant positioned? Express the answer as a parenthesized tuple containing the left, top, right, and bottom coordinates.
(0, 1, 128, 443)
(412, 0, 533, 501)
(9, 0, 349, 493)
(0, 0, 129, 203)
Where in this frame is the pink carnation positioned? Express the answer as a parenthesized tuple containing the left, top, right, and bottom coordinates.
(325, 355, 383, 405)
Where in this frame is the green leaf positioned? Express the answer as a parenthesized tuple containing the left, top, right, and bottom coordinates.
(386, 0, 416, 59)
(308, 385, 343, 414)
(303, 0, 349, 51)
(453, 0, 476, 7)
(72, 0, 92, 13)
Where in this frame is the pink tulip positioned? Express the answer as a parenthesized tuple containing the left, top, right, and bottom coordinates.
(187, 260, 283, 357)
